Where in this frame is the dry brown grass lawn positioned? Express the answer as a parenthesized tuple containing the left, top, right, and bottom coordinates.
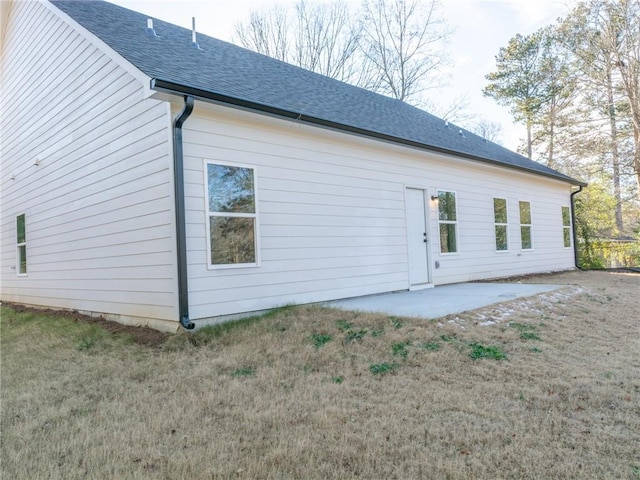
(1, 270, 639, 479)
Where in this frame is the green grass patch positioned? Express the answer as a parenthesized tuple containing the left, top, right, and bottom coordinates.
(390, 317, 403, 329)
(508, 322, 537, 332)
(370, 327, 385, 337)
(335, 320, 354, 331)
(192, 316, 265, 345)
(344, 329, 367, 344)
(423, 341, 441, 351)
(310, 333, 332, 349)
(369, 362, 398, 376)
(331, 376, 344, 384)
(392, 341, 410, 359)
(230, 367, 255, 378)
(469, 342, 507, 360)
(509, 322, 541, 341)
(520, 332, 541, 341)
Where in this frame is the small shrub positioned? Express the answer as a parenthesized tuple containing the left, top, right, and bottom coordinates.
(331, 376, 344, 384)
(310, 333, 332, 349)
(440, 334, 455, 342)
(390, 317, 403, 329)
(369, 362, 398, 376)
(469, 342, 507, 360)
(392, 341, 410, 359)
(370, 327, 385, 337)
(231, 367, 255, 378)
(75, 328, 105, 351)
(509, 322, 536, 332)
(423, 341, 441, 351)
(509, 322, 541, 341)
(76, 337, 96, 351)
(520, 332, 541, 341)
(344, 329, 367, 344)
(335, 320, 354, 331)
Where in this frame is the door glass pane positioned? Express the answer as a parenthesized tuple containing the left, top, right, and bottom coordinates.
(210, 217, 255, 265)
(208, 164, 255, 213)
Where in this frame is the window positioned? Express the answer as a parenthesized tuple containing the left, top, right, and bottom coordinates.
(493, 198, 508, 251)
(437, 190, 458, 253)
(16, 214, 27, 275)
(519, 201, 532, 250)
(562, 206, 572, 248)
(205, 162, 258, 267)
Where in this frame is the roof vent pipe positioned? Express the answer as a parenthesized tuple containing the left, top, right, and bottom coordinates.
(146, 18, 157, 36)
(191, 17, 201, 49)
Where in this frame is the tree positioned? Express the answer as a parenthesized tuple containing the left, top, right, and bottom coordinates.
(606, 0, 640, 192)
(558, 0, 640, 232)
(234, 0, 363, 83)
(235, 0, 452, 105)
(483, 28, 574, 160)
(468, 119, 503, 144)
(235, 5, 290, 62)
(358, 0, 451, 103)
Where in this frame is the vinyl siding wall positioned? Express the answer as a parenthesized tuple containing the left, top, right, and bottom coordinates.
(0, 1, 178, 329)
(181, 102, 575, 320)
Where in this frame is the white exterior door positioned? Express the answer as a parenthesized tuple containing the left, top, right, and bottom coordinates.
(406, 188, 430, 288)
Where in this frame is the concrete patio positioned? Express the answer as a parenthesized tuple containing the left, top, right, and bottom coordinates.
(325, 282, 563, 319)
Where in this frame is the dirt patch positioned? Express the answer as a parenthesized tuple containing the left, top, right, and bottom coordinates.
(1, 302, 170, 347)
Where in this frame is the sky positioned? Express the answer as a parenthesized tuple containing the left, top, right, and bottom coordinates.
(110, 0, 578, 151)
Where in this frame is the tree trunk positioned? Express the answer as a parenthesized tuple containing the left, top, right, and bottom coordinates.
(606, 61, 623, 234)
(548, 112, 555, 169)
(526, 120, 533, 159)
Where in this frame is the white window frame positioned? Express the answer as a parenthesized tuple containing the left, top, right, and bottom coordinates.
(519, 200, 533, 250)
(16, 213, 27, 276)
(562, 205, 572, 248)
(493, 197, 509, 252)
(204, 160, 260, 270)
(437, 189, 459, 255)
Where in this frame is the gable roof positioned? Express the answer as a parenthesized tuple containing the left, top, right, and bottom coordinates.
(50, 0, 585, 187)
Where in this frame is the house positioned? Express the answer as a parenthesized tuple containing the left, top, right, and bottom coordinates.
(0, 0, 586, 332)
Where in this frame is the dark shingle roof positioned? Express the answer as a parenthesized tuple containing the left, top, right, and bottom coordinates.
(51, 0, 584, 186)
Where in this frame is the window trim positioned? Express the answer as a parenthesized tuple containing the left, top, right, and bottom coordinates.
(203, 159, 260, 270)
(436, 189, 459, 255)
(16, 213, 27, 276)
(493, 197, 509, 253)
(561, 205, 572, 248)
(518, 200, 533, 250)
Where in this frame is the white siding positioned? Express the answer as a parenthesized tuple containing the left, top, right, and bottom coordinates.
(181, 103, 575, 320)
(0, 1, 178, 330)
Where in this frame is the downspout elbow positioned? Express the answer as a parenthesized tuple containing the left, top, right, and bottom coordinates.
(173, 95, 195, 330)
